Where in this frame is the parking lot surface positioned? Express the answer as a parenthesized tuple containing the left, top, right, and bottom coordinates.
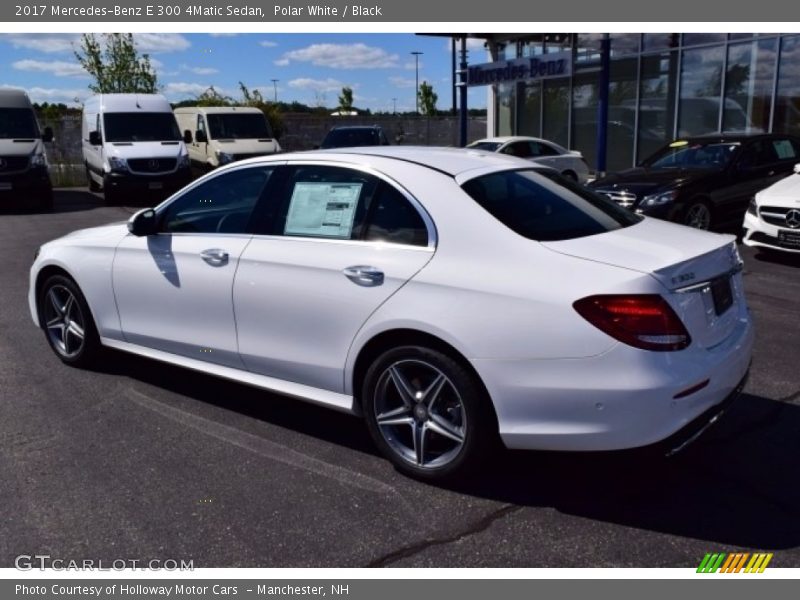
(1, 189, 799, 568)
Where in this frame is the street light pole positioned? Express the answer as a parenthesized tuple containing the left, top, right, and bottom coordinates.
(271, 79, 279, 103)
(392, 97, 397, 115)
(411, 51, 423, 115)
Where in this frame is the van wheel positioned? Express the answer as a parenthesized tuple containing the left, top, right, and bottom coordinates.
(38, 190, 54, 213)
(86, 166, 101, 192)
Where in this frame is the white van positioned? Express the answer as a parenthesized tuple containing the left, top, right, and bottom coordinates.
(82, 94, 191, 204)
(174, 106, 280, 173)
(0, 89, 53, 211)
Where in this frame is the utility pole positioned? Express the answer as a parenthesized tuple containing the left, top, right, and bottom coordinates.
(392, 97, 397, 115)
(411, 51, 423, 115)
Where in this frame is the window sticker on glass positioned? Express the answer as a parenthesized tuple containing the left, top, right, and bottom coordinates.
(773, 139, 796, 160)
(284, 182, 362, 238)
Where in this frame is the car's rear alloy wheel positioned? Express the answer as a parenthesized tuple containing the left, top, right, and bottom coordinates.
(40, 275, 101, 367)
(363, 346, 495, 481)
(683, 200, 713, 230)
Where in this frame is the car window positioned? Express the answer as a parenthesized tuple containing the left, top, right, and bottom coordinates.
(771, 138, 798, 162)
(738, 140, 776, 170)
(461, 169, 641, 242)
(532, 142, 559, 157)
(364, 184, 428, 247)
(644, 142, 740, 169)
(197, 114, 206, 136)
(268, 165, 428, 246)
(502, 142, 532, 158)
(159, 167, 274, 234)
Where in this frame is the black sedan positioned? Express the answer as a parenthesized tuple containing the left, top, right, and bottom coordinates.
(590, 134, 800, 230)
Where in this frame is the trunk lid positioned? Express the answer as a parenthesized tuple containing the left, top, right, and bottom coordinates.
(542, 218, 745, 350)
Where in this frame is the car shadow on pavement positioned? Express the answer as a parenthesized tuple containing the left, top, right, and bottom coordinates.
(48, 189, 107, 213)
(752, 249, 800, 268)
(96, 350, 800, 550)
(458, 391, 800, 550)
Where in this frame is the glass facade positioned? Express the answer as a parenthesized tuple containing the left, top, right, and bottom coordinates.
(491, 33, 800, 172)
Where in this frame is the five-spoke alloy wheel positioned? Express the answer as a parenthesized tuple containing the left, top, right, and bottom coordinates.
(363, 346, 495, 481)
(39, 274, 100, 366)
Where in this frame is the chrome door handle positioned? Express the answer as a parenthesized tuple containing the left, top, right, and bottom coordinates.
(200, 248, 229, 266)
(343, 265, 384, 287)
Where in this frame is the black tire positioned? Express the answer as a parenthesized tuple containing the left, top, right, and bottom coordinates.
(103, 184, 121, 206)
(36, 189, 54, 213)
(362, 345, 497, 482)
(682, 198, 714, 230)
(38, 274, 102, 368)
(86, 165, 101, 192)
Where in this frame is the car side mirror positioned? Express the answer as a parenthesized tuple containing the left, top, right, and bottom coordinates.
(89, 131, 102, 146)
(183, 129, 193, 143)
(795, 163, 800, 174)
(195, 130, 207, 143)
(127, 208, 158, 237)
(42, 127, 54, 143)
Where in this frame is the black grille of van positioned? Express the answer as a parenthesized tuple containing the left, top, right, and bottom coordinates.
(0, 156, 30, 172)
(127, 158, 177, 173)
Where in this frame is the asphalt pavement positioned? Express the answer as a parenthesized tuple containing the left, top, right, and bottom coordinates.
(1, 188, 799, 568)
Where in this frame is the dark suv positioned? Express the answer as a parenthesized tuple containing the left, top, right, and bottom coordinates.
(319, 126, 390, 149)
(589, 133, 800, 230)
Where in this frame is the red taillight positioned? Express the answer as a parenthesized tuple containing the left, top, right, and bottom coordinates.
(573, 294, 691, 351)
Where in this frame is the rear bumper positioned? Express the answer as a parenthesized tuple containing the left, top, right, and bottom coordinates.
(475, 313, 754, 452)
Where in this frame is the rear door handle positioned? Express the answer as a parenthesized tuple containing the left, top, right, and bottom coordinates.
(343, 265, 384, 287)
(200, 248, 229, 266)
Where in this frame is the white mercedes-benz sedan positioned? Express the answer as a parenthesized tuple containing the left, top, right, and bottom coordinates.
(742, 163, 800, 255)
(466, 136, 591, 184)
(29, 147, 753, 481)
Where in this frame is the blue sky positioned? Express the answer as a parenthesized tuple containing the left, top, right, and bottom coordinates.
(0, 33, 488, 111)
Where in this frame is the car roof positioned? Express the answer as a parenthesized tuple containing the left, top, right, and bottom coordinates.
(471, 136, 551, 145)
(174, 106, 263, 114)
(679, 133, 799, 144)
(250, 146, 546, 177)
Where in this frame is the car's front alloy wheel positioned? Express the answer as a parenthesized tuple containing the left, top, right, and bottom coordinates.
(363, 346, 495, 481)
(683, 200, 713, 230)
(40, 275, 101, 367)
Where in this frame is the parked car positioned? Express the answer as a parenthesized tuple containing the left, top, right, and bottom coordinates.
(742, 163, 800, 255)
(590, 134, 800, 230)
(319, 125, 390, 149)
(30, 147, 753, 481)
(82, 94, 192, 205)
(175, 106, 281, 175)
(0, 88, 53, 212)
(466, 136, 590, 183)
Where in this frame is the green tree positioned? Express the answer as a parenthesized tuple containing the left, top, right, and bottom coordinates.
(338, 86, 354, 112)
(74, 33, 158, 94)
(195, 86, 233, 106)
(418, 81, 438, 116)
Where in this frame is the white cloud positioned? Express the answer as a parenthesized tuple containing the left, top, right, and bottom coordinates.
(1, 34, 78, 53)
(181, 64, 219, 75)
(389, 76, 416, 89)
(162, 82, 228, 99)
(445, 37, 488, 52)
(208, 33, 239, 38)
(259, 40, 278, 48)
(404, 60, 424, 71)
(277, 43, 398, 69)
(13, 59, 87, 78)
(134, 33, 191, 54)
(288, 77, 350, 93)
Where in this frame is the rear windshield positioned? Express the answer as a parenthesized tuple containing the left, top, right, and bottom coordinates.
(207, 113, 273, 139)
(467, 141, 502, 152)
(0, 108, 38, 139)
(321, 128, 384, 148)
(461, 169, 641, 242)
(103, 112, 181, 143)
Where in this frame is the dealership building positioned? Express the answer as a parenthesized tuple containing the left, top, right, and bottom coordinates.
(462, 33, 800, 174)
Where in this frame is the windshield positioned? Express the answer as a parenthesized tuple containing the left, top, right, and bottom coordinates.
(642, 141, 740, 169)
(321, 128, 383, 148)
(467, 141, 502, 152)
(103, 112, 181, 143)
(461, 169, 641, 242)
(207, 113, 272, 139)
(0, 108, 38, 139)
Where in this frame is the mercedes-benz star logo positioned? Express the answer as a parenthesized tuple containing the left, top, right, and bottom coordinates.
(786, 209, 800, 229)
(0, 158, 6, 170)
(147, 159, 159, 171)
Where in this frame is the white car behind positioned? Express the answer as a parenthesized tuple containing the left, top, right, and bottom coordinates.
(743, 163, 800, 254)
(467, 136, 591, 183)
